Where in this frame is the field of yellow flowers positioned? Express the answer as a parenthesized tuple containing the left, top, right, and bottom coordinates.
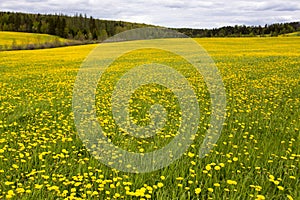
(0, 36, 299, 199)
(0, 31, 72, 50)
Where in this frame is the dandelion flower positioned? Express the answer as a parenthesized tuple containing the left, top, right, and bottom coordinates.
(195, 188, 201, 195)
(157, 182, 164, 188)
(277, 186, 284, 191)
(227, 180, 237, 185)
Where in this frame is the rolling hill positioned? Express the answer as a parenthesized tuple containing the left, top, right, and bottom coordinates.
(0, 31, 79, 50)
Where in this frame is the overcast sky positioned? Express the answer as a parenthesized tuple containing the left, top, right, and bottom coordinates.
(1, 0, 300, 28)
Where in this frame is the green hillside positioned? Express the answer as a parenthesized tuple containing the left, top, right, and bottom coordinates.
(282, 31, 300, 37)
(0, 31, 76, 50)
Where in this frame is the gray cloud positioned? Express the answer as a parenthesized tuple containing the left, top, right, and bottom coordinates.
(0, 0, 300, 28)
(253, 1, 300, 12)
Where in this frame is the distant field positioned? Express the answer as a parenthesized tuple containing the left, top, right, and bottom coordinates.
(0, 31, 73, 50)
(0, 37, 299, 199)
(283, 32, 300, 37)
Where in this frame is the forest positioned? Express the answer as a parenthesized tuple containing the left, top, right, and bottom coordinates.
(177, 22, 300, 37)
(0, 11, 299, 41)
(0, 12, 151, 41)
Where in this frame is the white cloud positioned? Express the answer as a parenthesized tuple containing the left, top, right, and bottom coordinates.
(1, 0, 300, 28)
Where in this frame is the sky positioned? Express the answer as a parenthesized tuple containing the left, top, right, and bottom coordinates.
(1, 0, 300, 29)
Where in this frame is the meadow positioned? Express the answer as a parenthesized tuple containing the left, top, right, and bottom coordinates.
(0, 36, 299, 200)
(0, 31, 73, 50)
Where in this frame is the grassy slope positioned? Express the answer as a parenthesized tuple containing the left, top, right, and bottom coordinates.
(0, 31, 72, 50)
(0, 37, 299, 199)
(281, 31, 300, 37)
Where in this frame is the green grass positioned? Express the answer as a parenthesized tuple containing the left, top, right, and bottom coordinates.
(0, 31, 73, 50)
(0, 37, 299, 199)
(281, 31, 300, 37)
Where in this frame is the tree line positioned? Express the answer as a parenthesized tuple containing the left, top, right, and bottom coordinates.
(0, 12, 151, 41)
(176, 22, 300, 37)
(0, 11, 299, 41)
